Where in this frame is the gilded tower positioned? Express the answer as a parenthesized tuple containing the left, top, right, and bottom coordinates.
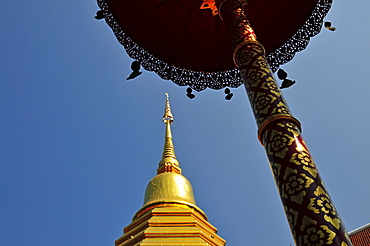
(115, 94, 226, 246)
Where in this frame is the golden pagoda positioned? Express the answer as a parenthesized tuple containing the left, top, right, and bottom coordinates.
(115, 93, 226, 246)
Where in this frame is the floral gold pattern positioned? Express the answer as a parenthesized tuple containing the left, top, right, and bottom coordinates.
(298, 225, 336, 246)
(285, 206, 299, 228)
(271, 102, 290, 115)
(282, 167, 314, 205)
(308, 186, 341, 230)
(290, 149, 318, 178)
(215, 0, 352, 245)
(267, 130, 295, 158)
(252, 92, 277, 115)
(270, 162, 281, 187)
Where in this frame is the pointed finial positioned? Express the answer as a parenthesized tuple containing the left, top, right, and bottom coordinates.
(163, 93, 174, 124)
(158, 93, 181, 174)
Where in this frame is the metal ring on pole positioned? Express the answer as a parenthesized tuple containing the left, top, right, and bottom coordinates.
(257, 114, 302, 145)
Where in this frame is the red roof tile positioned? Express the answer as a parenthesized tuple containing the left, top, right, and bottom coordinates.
(349, 223, 370, 246)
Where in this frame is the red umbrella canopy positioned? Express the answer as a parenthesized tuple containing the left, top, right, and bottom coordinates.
(98, 0, 331, 91)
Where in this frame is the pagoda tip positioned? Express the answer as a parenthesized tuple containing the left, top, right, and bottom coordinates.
(163, 93, 174, 124)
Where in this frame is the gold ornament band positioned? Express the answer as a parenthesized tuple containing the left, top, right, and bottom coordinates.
(257, 114, 302, 145)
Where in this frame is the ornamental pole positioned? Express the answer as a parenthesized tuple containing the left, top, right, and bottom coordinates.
(216, 0, 352, 245)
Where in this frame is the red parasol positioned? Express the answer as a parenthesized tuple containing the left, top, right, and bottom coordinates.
(98, 1, 353, 245)
(98, 0, 331, 91)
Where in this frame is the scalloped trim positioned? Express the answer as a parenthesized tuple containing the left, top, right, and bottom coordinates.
(97, 0, 332, 91)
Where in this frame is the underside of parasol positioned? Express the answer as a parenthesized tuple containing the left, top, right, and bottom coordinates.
(97, 0, 332, 91)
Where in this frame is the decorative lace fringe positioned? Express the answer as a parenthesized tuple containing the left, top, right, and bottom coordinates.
(97, 0, 332, 92)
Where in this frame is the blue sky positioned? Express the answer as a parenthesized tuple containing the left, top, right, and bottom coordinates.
(1, 1, 369, 246)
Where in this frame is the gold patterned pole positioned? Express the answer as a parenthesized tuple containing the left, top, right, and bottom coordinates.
(215, 0, 352, 245)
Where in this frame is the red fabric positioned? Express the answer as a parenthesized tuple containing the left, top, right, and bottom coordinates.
(106, 0, 317, 72)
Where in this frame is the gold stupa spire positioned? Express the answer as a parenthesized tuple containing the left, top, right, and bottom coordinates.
(141, 93, 197, 210)
(157, 93, 181, 174)
(163, 93, 173, 124)
(115, 94, 226, 246)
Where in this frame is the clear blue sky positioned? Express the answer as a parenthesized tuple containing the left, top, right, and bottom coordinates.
(1, 1, 369, 246)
